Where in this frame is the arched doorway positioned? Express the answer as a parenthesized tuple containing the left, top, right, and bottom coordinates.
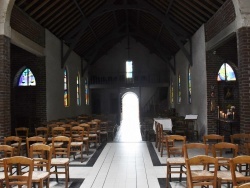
(115, 92, 141, 142)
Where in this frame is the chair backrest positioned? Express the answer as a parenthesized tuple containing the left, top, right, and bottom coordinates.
(100, 122, 108, 132)
(30, 143, 52, 172)
(15, 127, 29, 142)
(52, 127, 65, 137)
(71, 126, 84, 141)
(4, 136, 22, 156)
(231, 133, 250, 155)
(166, 135, 186, 158)
(26, 136, 46, 157)
(47, 123, 58, 137)
(0, 145, 14, 158)
(61, 124, 72, 137)
(185, 155, 218, 188)
(88, 121, 98, 133)
(183, 143, 208, 159)
(212, 142, 238, 158)
(230, 155, 250, 186)
(51, 136, 71, 158)
(203, 134, 224, 153)
(35, 127, 48, 140)
(4, 156, 34, 188)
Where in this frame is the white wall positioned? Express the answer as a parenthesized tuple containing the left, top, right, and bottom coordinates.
(45, 30, 91, 121)
(170, 25, 207, 137)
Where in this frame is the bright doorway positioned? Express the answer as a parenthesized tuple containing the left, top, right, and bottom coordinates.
(115, 92, 142, 142)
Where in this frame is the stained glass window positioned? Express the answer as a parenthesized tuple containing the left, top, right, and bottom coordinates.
(188, 66, 191, 104)
(171, 79, 174, 104)
(18, 68, 36, 86)
(217, 63, 236, 81)
(178, 73, 181, 103)
(85, 78, 89, 105)
(126, 60, 133, 78)
(64, 69, 69, 107)
(77, 73, 81, 106)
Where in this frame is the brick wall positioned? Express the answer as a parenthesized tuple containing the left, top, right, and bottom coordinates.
(11, 44, 46, 135)
(205, 0, 236, 42)
(237, 27, 250, 133)
(0, 35, 11, 140)
(10, 5, 45, 47)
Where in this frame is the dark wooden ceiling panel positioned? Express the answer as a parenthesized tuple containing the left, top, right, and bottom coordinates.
(14, 0, 228, 65)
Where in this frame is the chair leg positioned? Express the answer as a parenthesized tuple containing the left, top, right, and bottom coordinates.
(166, 163, 170, 188)
(160, 143, 163, 157)
(55, 166, 58, 182)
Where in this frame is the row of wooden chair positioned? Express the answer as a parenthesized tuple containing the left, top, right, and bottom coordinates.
(0, 136, 72, 188)
(165, 135, 250, 187)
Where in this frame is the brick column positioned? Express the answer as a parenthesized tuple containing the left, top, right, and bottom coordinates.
(0, 35, 11, 139)
(238, 27, 250, 133)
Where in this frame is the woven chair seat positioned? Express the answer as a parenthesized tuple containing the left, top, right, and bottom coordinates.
(71, 142, 83, 146)
(0, 172, 5, 179)
(167, 157, 185, 164)
(89, 134, 97, 137)
(23, 171, 49, 180)
(217, 171, 244, 181)
(191, 170, 214, 178)
(51, 158, 69, 165)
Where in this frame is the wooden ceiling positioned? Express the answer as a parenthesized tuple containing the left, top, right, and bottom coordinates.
(15, 0, 227, 69)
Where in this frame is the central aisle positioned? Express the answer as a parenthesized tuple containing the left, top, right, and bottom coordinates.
(80, 143, 164, 188)
(114, 119, 142, 142)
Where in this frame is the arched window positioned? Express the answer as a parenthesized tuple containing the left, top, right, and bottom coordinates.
(126, 60, 133, 78)
(217, 63, 236, 81)
(170, 79, 174, 104)
(178, 73, 181, 103)
(18, 68, 36, 86)
(85, 78, 89, 105)
(188, 66, 191, 104)
(77, 73, 81, 106)
(64, 68, 69, 107)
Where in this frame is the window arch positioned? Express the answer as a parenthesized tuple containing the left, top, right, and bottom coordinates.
(77, 73, 81, 106)
(18, 68, 36, 86)
(188, 66, 191, 104)
(217, 63, 236, 81)
(64, 68, 69, 107)
(178, 73, 181, 103)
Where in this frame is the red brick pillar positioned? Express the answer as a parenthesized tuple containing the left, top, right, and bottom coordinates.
(238, 27, 250, 133)
(0, 35, 11, 139)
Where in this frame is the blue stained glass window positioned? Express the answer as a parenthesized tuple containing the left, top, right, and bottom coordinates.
(18, 68, 36, 86)
(217, 63, 236, 81)
(85, 78, 89, 105)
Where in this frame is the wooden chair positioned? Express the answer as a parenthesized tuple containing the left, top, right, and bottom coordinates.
(52, 126, 65, 137)
(88, 121, 99, 148)
(47, 123, 58, 142)
(0, 145, 14, 187)
(230, 155, 250, 187)
(154, 122, 160, 148)
(183, 143, 209, 159)
(15, 127, 29, 142)
(24, 144, 52, 188)
(71, 126, 84, 162)
(185, 155, 218, 188)
(159, 123, 172, 157)
(3, 156, 34, 188)
(203, 134, 224, 154)
(35, 127, 49, 142)
(79, 123, 90, 155)
(212, 142, 241, 187)
(99, 122, 108, 143)
(26, 136, 46, 157)
(4, 136, 22, 156)
(61, 123, 72, 137)
(231, 133, 250, 155)
(166, 135, 186, 188)
(50, 136, 71, 188)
